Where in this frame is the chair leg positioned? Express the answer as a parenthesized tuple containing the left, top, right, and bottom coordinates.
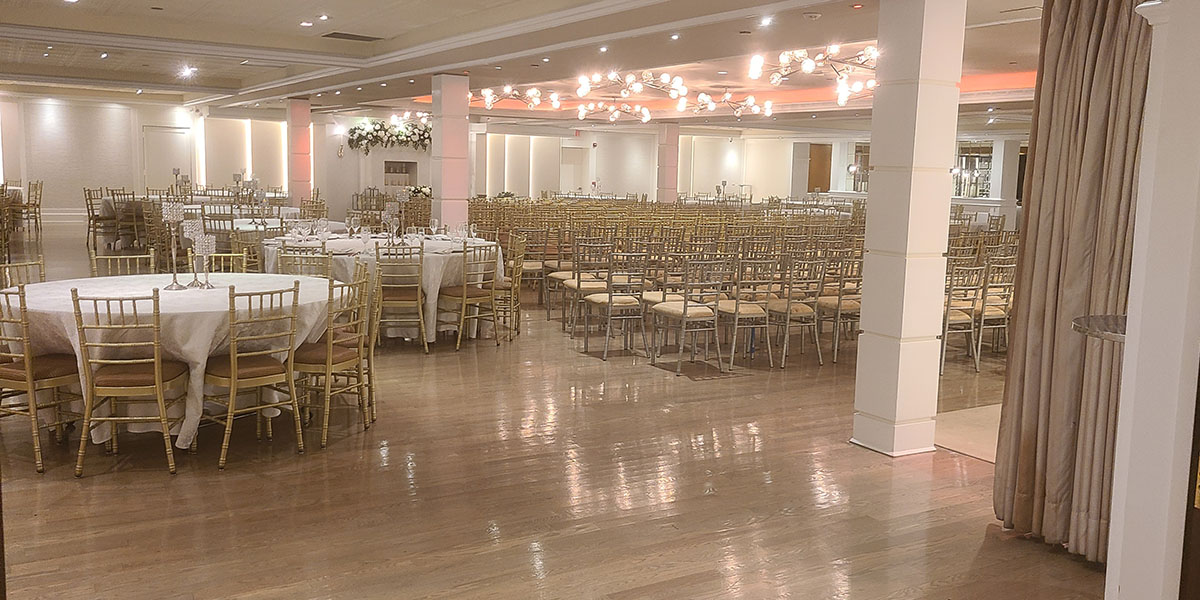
(288, 375, 306, 454)
(23, 386, 46, 473)
(727, 323, 739, 372)
(358, 362, 370, 430)
(74, 391, 95, 477)
(812, 322, 824, 366)
(218, 386, 238, 470)
(675, 323, 686, 376)
(418, 297, 430, 354)
(320, 373, 334, 449)
(455, 301, 467, 351)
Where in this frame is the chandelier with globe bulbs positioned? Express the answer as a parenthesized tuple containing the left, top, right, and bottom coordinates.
(750, 43, 879, 106)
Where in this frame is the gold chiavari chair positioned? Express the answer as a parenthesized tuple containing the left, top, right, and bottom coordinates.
(230, 227, 284, 273)
(0, 256, 46, 288)
(71, 288, 188, 476)
(438, 241, 501, 350)
(495, 234, 526, 341)
(975, 261, 1017, 360)
(187, 249, 248, 273)
(84, 188, 117, 251)
(278, 251, 332, 278)
(202, 282, 305, 468)
(300, 198, 328, 220)
(10, 180, 43, 231)
(512, 226, 548, 305)
(770, 256, 824, 368)
(815, 256, 863, 363)
(0, 286, 79, 473)
(941, 264, 985, 374)
(719, 253, 775, 370)
(89, 248, 157, 277)
(111, 190, 143, 247)
(564, 239, 612, 337)
(295, 271, 370, 448)
(202, 204, 236, 251)
(376, 243, 428, 353)
(583, 250, 651, 360)
(650, 254, 728, 375)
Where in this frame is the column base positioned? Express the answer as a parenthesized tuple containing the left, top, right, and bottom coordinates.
(850, 412, 937, 457)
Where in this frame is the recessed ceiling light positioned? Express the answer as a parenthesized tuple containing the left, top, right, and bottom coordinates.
(318, 14, 329, 20)
(380, 82, 387, 87)
(717, 71, 728, 75)
(408, 79, 415, 83)
(599, 46, 608, 52)
(987, 117, 996, 124)
(987, 106, 995, 112)
(356, 87, 362, 91)
(136, 89, 143, 94)
(254, 103, 260, 107)
(42, 53, 49, 57)
(100, 52, 108, 59)
(494, 66, 502, 70)
(46, 45, 53, 49)
(811, 114, 817, 118)
(179, 65, 196, 77)
(64, 0, 78, 3)
(316, 93, 322, 97)
(670, 34, 680, 40)
(760, 16, 773, 26)
(300, 21, 313, 27)
(542, 57, 550, 62)
(851, 3, 863, 8)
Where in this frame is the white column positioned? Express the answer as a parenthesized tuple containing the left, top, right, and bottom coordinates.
(656, 122, 680, 203)
(1107, 2, 1200, 598)
(431, 74, 470, 227)
(286, 98, 311, 203)
(791, 142, 812, 197)
(991, 138, 1022, 229)
(830, 141, 854, 192)
(851, 0, 967, 456)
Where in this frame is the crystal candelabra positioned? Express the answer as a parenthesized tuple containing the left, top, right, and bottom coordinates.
(384, 203, 401, 245)
(196, 234, 217, 289)
(162, 201, 188, 291)
(182, 219, 204, 288)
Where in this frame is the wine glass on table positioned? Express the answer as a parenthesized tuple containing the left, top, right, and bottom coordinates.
(429, 218, 439, 236)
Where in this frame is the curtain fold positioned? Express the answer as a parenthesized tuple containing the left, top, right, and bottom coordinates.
(993, 0, 1150, 562)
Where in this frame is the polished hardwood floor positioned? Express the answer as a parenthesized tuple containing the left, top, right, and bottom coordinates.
(0, 223, 1102, 599)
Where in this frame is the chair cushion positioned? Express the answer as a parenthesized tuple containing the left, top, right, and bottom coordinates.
(641, 291, 683, 304)
(205, 354, 286, 379)
(543, 260, 574, 271)
(584, 293, 640, 306)
(651, 301, 714, 319)
(563, 279, 607, 292)
(94, 360, 188, 387)
(522, 260, 544, 272)
(294, 342, 359, 366)
(767, 298, 816, 317)
(946, 309, 973, 325)
(381, 286, 420, 302)
(816, 296, 862, 312)
(716, 300, 767, 317)
(547, 270, 576, 281)
(0, 353, 78, 382)
(440, 285, 493, 298)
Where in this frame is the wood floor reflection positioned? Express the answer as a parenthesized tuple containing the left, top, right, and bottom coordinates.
(0, 224, 1103, 599)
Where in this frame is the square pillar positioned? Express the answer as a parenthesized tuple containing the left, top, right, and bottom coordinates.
(286, 98, 312, 204)
(830, 141, 855, 192)
(991, 138, 1022, 230)
(851, 0, 967, 456)
(656, 122, 680, 203)
(431, 74, 470, 227)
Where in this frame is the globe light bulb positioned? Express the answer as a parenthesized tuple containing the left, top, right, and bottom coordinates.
(801, 58, 816, 73)
(827, 44, 841, 56)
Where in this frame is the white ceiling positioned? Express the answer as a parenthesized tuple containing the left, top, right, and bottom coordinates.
(0, 0, 1042, 127)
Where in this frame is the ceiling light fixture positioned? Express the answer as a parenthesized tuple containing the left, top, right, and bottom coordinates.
(851, 3, 863, 8)
(494, 66, 502, 70)
(64, 0, 78, 3)
(300, 21, 313, 27)
(318, 14, 329, 20)
(136, 89, 143, 94)
(334, 90, 341, 95)
(100, 52, 108, 59)
(751, 43, 878, 105)
(717, 71, 728, 75)
(42, 52, 49, 57)
(179, 65, 197, 77)
(599, 46, 608, 52)
(670, 34, 680, 40)
(409, 79, 415, 83)
(760, 16, 773, 26)
(46, 45, 53, 49)
(380, 82, 387, 87)
(542, 57, 550, 62)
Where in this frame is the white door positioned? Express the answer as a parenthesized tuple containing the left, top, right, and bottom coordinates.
(143, 126, 192, 189)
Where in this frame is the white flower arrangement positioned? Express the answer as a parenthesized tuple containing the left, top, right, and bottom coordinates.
(347, 119, 432, 155)
(406, 185, 432, 199)
(495, 191, 516, 199)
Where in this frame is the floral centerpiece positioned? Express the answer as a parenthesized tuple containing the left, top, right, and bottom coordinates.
(347, 119, 432, 155)
(406, 185, 433, 199)
(495, 191, 516, 200)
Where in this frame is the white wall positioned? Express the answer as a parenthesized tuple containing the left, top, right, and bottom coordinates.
(744, 138, 794, 199)
(250, 119, 286, 189)
(503, 134, 531, 196)
(486, 133, 506, 196)
(530, 136, 561, 197)
(592, 131, 655, 196)
(205, 117, 250, 188)
(689, 136, 745, 196)
(791, 142, 812, 197)
(677, 135, 694, 195)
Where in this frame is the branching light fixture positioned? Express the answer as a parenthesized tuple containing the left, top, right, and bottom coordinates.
(682, 91, 773, 118)
(576, 101, 653, 123)
(471, 85, 563, 110)
(750, 43, 879, 106)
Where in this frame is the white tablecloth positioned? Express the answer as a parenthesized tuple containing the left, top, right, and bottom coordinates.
(232, 218, 345, 233)
(101, 196, 299, 220)
(15, 273, 330, 448)
(262, 236, 502, 342)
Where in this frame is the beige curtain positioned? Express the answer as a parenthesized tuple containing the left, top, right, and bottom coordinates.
(993, 0, 1150, 562)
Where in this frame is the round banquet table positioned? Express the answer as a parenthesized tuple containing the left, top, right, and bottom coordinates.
(261, 235, 503, 342)
(15, 273, 331, 449)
